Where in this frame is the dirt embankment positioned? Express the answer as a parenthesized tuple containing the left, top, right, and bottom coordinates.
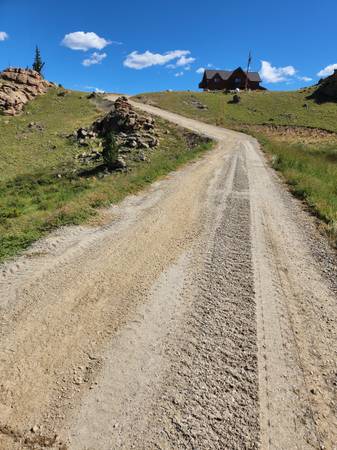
(239, 123, 337, 145)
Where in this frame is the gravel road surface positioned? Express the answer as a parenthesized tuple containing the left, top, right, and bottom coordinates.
(0, 98, 336, 450)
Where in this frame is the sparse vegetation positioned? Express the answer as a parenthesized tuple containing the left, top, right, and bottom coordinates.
(0, 88, 213, 262)
(134, 89, 337, 244)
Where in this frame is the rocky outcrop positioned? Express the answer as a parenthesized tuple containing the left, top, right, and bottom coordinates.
(0, 68, 53, 115)
(311, 70, 337, 102)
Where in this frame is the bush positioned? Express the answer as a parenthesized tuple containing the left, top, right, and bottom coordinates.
(102, 132, 119, 169)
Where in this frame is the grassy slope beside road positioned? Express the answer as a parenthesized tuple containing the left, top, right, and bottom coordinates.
(134, 88, 337, 131)
(135, 89, 337, 243)
(0, 88, 212, 263)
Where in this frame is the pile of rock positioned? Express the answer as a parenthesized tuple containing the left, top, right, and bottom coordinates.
(76, 127, 99, 146)
(74, 97, 160, 169)
(0, 68, 53, 116)
(93, 96, 159, 149)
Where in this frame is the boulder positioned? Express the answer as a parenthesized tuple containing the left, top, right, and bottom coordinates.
(232, 94, 241, 104)
(0, 67, 53, 115)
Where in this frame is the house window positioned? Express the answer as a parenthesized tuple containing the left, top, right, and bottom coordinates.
(235, 77, 241, 84)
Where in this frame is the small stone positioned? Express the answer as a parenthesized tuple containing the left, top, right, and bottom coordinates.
(139, 141, 149, 149)
(139, 151, 147, 161)
(74, 377, 83, 385)
(117, 156, 127, 169)
(31, 425, 39, 433)
(127, 139, 137, 148)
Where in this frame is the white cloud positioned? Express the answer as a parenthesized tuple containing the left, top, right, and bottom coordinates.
(297, 76, 312, 82)
(85, 86, 105, 93)
(176, 55, 195, 67)
(82, 52, 107, 67)
(260, 60, 297, 83)
(123, 50, 193, 69)
(196, 67, 205, 74)
(0, 31, 9, 41)
(62, 31, 111, 51)
(317, 63, 337, 78)
(174, 72, 184, 77)
(166, 55, 195, 70)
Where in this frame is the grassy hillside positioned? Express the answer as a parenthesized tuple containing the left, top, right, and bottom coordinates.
(134, 87, 337, 132)
(0, 88, 212, 263)
(134, 89, 337, 245)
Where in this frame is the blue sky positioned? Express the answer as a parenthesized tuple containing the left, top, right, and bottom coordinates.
(0, 0, 336, 94)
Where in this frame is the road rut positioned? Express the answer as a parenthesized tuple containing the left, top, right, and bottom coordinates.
(0, 99, 336, 449)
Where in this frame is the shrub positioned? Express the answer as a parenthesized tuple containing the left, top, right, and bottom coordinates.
(102, 132, 119, 169)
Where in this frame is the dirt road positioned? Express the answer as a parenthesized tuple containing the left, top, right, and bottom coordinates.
(0, 99, 336, 450)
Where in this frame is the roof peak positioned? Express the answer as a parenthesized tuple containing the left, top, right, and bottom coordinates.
(204, 68, 261, 82)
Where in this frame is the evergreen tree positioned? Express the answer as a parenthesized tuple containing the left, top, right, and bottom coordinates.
(32, 46, 45, 75)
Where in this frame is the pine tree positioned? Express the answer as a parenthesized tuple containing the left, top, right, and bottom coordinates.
(32, 46, 45, 75)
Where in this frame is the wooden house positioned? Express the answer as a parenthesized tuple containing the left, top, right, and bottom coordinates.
(199, 67, 264, 91)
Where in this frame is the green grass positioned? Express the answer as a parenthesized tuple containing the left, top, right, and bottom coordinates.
(134, 88, 337, 132)
(0, 88, 213, 263)
(134, 89, 337, 245)
(0, 88, 100, 182)
(257, 135, 337, 240)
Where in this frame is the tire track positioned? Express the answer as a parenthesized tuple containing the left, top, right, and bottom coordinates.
(133, 148, 259, 450)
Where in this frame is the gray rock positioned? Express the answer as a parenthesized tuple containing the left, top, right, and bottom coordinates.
(139, 151, 147, 161)
(117, 156, 127, 169)
(139, 140, 150, 149)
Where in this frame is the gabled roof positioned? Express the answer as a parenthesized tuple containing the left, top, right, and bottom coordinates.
(204, 70, 232, 80)
(204, 68, 261, 83)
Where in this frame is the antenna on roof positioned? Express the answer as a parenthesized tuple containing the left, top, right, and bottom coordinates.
(245, 50, 252, 91)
